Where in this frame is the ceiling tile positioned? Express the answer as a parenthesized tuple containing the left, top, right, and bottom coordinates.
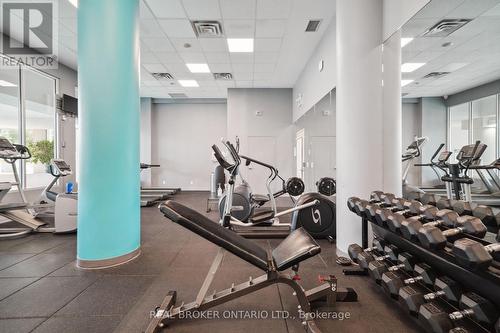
(254, 63, 275, 72)
(254, 52, 279, 63)
(158, 19, 196, 38)
(230, 53, 254, 63)
(140, 0, 155, 18)
(208, 63, 232, 72)
(182, 0, 221, 19)
(482, 3, 500, 16)
(220, 0, 256, 19)
(236, 80, 254, 87)
(145, 0, 186, 18)
(412, 0, 464, 20)
(166, 63, 191, 74)
(142, 37, 175, 52)
(233, 72, 253, 80)
(141, 52, 160, 63)
(223, 20, 255, 37)
(170, 38, 203, 52)
(253, 72, 273, 80)
(255, 20, 287, 38)
(199, 38, 228, 52)
(141, 19, 166, 37)
(198, 80, 217, 87)
(217, 80, 235, 88)
(155, 52, 184, 64)
(178, 52, 207, 62)
(446, 0, 499, 19)
(232, 63, 254, 72)
(256, 0, 291, 19)
(255, 38, 282, 52)
(205, 52, 231, 63)
(143, 63, 168, 73)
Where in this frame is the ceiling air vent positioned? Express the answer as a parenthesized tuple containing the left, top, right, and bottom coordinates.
(305, 20, 322, 32)
(213, 73, 233, 80)
(422, 19, 471, 37)
(168, 93, 188, 99)
(422, 72, 450, 79)
(192, 21, 224, 38)
(151, 72, 174, 80)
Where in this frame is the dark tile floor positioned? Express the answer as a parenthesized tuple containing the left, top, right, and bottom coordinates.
(0, 192, 423, 333)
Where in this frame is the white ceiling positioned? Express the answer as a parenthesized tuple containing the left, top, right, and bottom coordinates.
(51, 0, 335, 99)
(402, 0, 500, 98)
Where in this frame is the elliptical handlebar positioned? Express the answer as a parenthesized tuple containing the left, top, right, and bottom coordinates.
(461, 140, 481, 175)
(431, 143, 445, 162)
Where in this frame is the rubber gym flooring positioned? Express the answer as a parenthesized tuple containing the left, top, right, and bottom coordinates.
(0, 192, 422, 333)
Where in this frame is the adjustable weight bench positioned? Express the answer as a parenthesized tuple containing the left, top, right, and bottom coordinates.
(146, 201, 357, 333)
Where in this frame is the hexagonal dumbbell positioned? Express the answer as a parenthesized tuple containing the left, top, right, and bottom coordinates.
(420, 193, 439, 206)
(452, 201, 477, 216)
(368, 252, 416, 283)
(381, 263, 435, 298)
(436, 197, 453, 210)
(400, 209, 459, 241)
(452, 238, 500, 270)
(419, 293, 498, 333)
(472, 205, 500, 232)
(449, 292, 498, 327)
(399, 276, 462, 315)
(417, 216, 487, 250)
(347, 240, 385, 263)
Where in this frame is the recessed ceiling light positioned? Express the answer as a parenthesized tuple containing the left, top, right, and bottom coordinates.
(0, 80, 17, 87)
(401, 38, 413, 48)
(401, 79, 414, 87)
(227, 38, 254, 53)
(68, 0, 77, 7)
(401, 63, 425, 73)
(178, 80, 199, 87)
(186, 63, 211, 73)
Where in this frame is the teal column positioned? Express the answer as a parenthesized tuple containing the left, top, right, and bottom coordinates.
(77, 0, 141, 268)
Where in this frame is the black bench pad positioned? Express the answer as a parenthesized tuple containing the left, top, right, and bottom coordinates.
(159, 201, 321, 272)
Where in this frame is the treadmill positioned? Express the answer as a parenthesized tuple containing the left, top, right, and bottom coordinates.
(415, 143, 452, 192)
(140, 163, 179, 207)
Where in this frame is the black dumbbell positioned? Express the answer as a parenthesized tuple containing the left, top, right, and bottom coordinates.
(472, 205, 500, 232)
(449, 327, 469, 333)
(381, 263, 436, 298)
(452, 238, 500, 270)
(371, 200, 423, 226)
(417, 217, 487, 250)
(377, 203, 440, 229)
(419, 293, 498, 333)
(368, 252, 416, 283)
(421, 193, 439, 206)
(399, 276, 462, 314)
(452, 201, 477, 216)
(400, 210, 460, 241)
(356, 244, 398, 270)
(437, 197, 453, 210)
(347, 240, 385, 262)
(449, 292, 498, 327)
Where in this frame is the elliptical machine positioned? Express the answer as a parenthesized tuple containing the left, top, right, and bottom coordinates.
(213, 139, 336, 238)
(402, 136, 427, 197)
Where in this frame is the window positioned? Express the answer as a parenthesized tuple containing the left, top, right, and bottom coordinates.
(0, 55, 57, 189)
(448, 103, 469, 161)
(0, 65, 20, 183)
(23, 68, 56, 188)
(472, 95, 497, 164)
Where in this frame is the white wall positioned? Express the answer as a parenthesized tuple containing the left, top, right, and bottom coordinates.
(150, 102, 227, 190)
(292, 19, 336, 122)
(227, 88, 294, 193)
(402, 100, 422, 186)
(140, 98, 152, 186)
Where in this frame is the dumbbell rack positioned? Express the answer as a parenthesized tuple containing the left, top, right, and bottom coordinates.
(352, 194, 500, 332)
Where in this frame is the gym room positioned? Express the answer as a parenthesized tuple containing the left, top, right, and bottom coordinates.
(0, 0, 499, 332)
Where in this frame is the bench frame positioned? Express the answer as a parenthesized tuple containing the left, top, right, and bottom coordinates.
(145, 248, 357, 333)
